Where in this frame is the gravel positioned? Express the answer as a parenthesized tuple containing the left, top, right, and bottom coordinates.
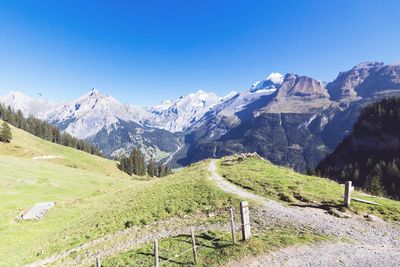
(208, 160, 400, 267)
(26, 160, 400, 267)
(227, 242, 400, 267)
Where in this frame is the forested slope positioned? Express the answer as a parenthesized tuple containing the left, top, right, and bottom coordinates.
(316, 98, 400, 198)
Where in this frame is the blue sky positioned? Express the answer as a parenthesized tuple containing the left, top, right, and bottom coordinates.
(0, 0, 399, 106)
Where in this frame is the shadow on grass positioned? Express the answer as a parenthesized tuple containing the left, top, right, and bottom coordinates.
(132, 232, 233, 265)
(137, 252, 191, 265)
(290, 201, 344, 212)
(176, 233, 232, 249)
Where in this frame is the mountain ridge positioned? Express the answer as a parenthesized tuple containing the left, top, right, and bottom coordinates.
(2, 62, 400, 170)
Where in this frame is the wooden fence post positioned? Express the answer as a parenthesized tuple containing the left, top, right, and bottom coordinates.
(154, 239, 159, 267)
(229, 207, 236, 245)
(191, 228, 198, 264)
(344, 181, 352, 207)
(96, 257, 101, 267)
(240, 201, 251, 240)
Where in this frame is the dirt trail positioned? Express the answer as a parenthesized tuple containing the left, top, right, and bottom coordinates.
(25, 160, 400, 267)
(208, 160, 400, 267)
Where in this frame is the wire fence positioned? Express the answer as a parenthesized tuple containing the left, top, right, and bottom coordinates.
(96, 202, 252, 267)
(160, 228, 233, 266)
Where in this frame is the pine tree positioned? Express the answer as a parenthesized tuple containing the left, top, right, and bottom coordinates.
(130, 148, 146, 176)
(368, 175, 385, 196)
(164, 165, 171, 176)
(157, 164, 171, 177)
(147, 159, 158, 177)
(0, 122, 12, 143)
(158, 165, 165, 177)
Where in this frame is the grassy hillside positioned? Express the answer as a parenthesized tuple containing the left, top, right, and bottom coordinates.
(104, 228, 328, 266)
(217, 155, 400, 221)
(4, 124, 398, 266)
(0, 124, 239, 266)
(0, 122, 127, 177)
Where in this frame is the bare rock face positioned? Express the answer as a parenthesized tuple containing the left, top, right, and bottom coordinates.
(259, 74, 331, 114)
(326, 62, 383, 101)
(326, 62, 400, 101)
(276, 74, 330, 98)
(356, 64, 400, 97)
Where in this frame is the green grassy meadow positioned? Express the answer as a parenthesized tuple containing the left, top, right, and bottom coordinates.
(217, 156, 400, 221)
(0, 123, 127, 177)
(103, 228, 329, 267)
(0, 125, 238, 266)
(2, 124, 399, 266)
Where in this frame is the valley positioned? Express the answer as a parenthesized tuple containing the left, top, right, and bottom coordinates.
(2, 62, 400, 172)
(1, 3, 399, 266)
(1, 124, 399, 266)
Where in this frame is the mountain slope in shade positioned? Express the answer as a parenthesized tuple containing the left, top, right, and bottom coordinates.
(316, 98, 400, 198)
(87, 119, 181, 162)
(3, 63, 400, 171)
(173, 64, 400, 171)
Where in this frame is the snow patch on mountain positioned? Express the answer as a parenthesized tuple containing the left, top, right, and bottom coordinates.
(46, 88, 150, 139)
(148, 90, 225, 132)
(267, 72, 284, 84)
(250, 72, 283, 93)
(189, 74, 281, 136)
(0, 91, 57, 118)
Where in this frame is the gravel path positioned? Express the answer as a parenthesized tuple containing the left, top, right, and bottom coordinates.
(208, 160, 400, 267)
(227, 242, 400, 267)
(25, 161, 399, 267)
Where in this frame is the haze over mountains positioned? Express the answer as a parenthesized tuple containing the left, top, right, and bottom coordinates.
(1, 62, 400, 170)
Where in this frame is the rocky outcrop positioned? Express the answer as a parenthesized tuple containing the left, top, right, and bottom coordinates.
(259, 74, 331, 114)
(356, 64, 400, 97)
(326, 62, 400, 102)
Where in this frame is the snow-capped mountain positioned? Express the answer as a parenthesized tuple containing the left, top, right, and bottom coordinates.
(250, 72, 283, 93)
(189, 72, 283, 136)
(0, 91, 57, 118)
(174, 64, 400, 170)
(42, 88, 181, 161)
(3, 63, 400, 171)
(0, 73, 285, 162)
(46, 88, 150, 139)
(148, 90, 226, 132)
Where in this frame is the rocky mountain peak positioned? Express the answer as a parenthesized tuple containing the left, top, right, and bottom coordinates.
(86, 88, 103, 97)
(45, 88, 149, 139)
(82, 88, 111, 101)
(352, 61, 384, 70)
(149, 90, 223, 132)
(276, 74, 329, 99)
(327, 62, 400, 101)
(257, 73, 331, 114)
